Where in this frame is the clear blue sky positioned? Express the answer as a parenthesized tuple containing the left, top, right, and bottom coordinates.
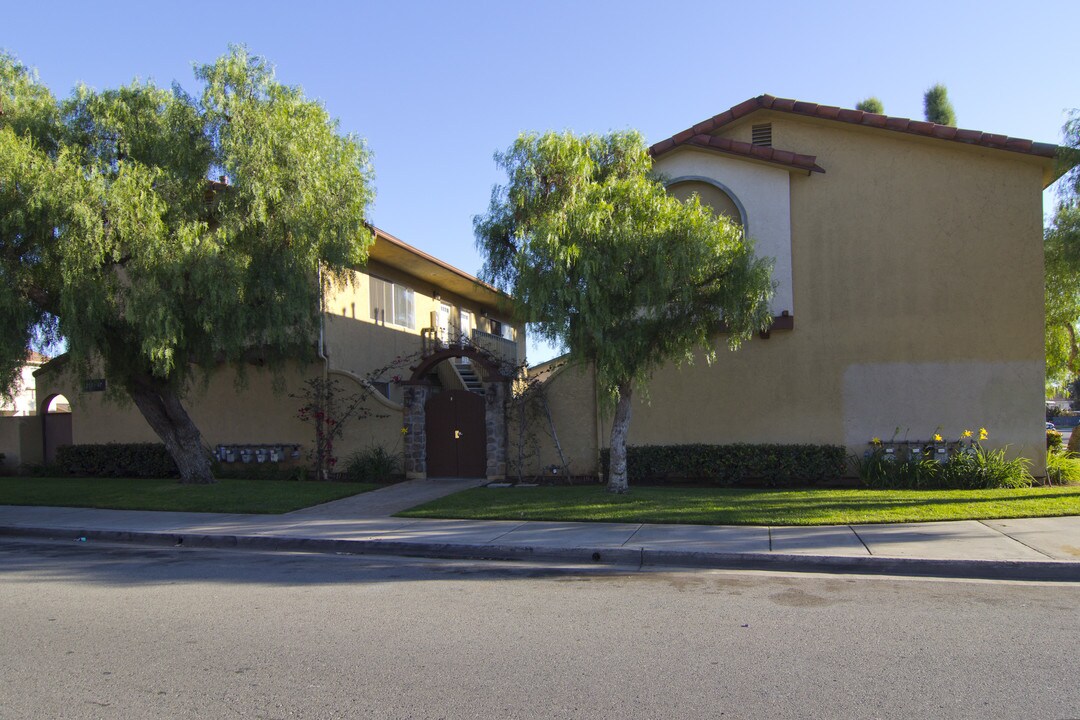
(5, 1, 1077, 362)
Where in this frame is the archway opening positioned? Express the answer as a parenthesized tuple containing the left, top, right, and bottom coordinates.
(402, 348, 511, 481)
(44, 394, 71, 414)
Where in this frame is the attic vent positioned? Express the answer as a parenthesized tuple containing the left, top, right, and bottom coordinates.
(751, 123, 772, 147)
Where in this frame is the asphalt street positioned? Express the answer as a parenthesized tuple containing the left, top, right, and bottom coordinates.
(0, 538, 1077, 720)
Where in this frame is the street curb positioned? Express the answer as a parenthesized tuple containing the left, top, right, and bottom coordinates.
(2, 525, 1079, 582)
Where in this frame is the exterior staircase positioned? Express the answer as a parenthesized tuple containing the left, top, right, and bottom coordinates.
(454, 361, 485, 395)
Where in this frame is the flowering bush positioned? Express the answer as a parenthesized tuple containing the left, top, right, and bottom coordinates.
(853, 427, 1032, 489)
(1048, 428, 1063, 452)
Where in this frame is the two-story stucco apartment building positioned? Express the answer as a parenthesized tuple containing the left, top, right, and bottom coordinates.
(527, 95, 1061, 478)
(7, 228, 524, 479)
(3, 95, 1063, 481)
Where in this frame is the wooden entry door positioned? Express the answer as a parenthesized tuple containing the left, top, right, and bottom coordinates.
(425, 390, 486, 478)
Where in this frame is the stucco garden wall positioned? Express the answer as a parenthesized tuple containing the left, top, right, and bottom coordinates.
(0, 415, 43, 470)
(509, 361, 600, 479)
(34, 362, 404, 472)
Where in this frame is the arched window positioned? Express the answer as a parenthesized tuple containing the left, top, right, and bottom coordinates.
(667, 179, 746, 229)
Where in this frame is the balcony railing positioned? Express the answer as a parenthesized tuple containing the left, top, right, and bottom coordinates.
(421, 326, 518, 368)
(471, 329, 518, 366)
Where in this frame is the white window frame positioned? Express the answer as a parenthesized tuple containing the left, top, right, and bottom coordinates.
(369, 276, 415, 329)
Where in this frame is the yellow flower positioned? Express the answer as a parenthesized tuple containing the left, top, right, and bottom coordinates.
(962, 430, 973, 438)
(979, 427, 988, 441)
(401, 426, 408, 435)
(870, 437, 882, 445)
(933, 433, 943, 442)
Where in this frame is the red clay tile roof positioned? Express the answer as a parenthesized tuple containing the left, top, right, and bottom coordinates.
(651, 133, 824, 173)
(651, 93, 1058, 164)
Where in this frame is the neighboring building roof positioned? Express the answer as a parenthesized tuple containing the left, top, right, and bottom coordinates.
(25, 351, 49, 365)
(650, 94, 1060, 179)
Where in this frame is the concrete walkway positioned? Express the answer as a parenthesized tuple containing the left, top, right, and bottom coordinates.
(1, 479, 1079, 581)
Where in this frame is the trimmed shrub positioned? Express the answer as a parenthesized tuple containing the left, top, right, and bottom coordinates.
(344, 445, 400, 483)
(56, 443, 179, 478)
(599, 443, 848, 486)
(1048, 428, 1063, 452)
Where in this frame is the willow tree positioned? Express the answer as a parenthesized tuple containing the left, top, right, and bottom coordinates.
(475, 131, 774, 493)
(1045, 111, 1080, 392)
(0, 48, 375, 483)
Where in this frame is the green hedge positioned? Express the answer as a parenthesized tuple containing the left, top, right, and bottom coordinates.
(599, 443, 848, 486)
(56, 443, 179, 478)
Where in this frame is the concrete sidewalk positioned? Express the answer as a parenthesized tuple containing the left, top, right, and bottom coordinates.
(1, 479, 1079, 581)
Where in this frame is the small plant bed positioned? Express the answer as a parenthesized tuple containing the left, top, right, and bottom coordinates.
(0, 477, 375, 514)
(397, 485, 1080, 526)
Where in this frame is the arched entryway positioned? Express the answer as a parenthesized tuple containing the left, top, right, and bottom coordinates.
(41, 394, 72, 465)
(402, 347, 511, 481)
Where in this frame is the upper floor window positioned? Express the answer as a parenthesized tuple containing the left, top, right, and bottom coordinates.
(369, 276, 415, 329)
(488, 319, 514, 341)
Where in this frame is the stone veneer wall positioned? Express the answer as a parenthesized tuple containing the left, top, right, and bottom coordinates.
(484, 381, 507, 481)
(402, 385, 430, 480)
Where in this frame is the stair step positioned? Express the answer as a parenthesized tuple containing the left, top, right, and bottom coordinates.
(454, 363, 485, 395)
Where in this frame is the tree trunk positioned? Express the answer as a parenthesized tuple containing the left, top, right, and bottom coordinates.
(606, 381, 634, 494)
(127, 372, 215, 484)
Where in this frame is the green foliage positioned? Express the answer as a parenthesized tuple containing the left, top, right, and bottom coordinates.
(0, 47, 375, 478)
(923, 84, 957, 126)
(1048, 428, 1064, 451)
(212, 462, 310, 482)
(598, 444, 848, 486)
(399, 485, 1080, 526)
(344, 444, 400, 483)
(56, 443, 179, 478)
(1047, 450, 1080, 485)
(855, 445, 1032, 489)
(943, 447, 1032, 489)
(475, 130, 774, 492)
(0, 476, 370, 513)
(855, 97, 884, 114)
(1045, 204, 1080, 390)
(292, 376, 368, 479)
(1044, 110, 1080, 392)
(290, 358, 408, 479)
(474, 130, 775, 404)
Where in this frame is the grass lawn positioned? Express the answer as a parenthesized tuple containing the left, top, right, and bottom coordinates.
(397, 484, 1080, 526)
(0, 476, 376, 514)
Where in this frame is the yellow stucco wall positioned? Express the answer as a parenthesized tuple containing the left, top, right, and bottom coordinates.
(510, 360, 599, 478)
(0, 417, 24, 471)
(34, 361, 403, 466)
(324, 264, 525, 399)
(28, 248, 525, 473)
(537, 114, 1050, 476)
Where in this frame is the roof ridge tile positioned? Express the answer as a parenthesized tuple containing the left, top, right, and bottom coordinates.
(650, 94, 1058, 162)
